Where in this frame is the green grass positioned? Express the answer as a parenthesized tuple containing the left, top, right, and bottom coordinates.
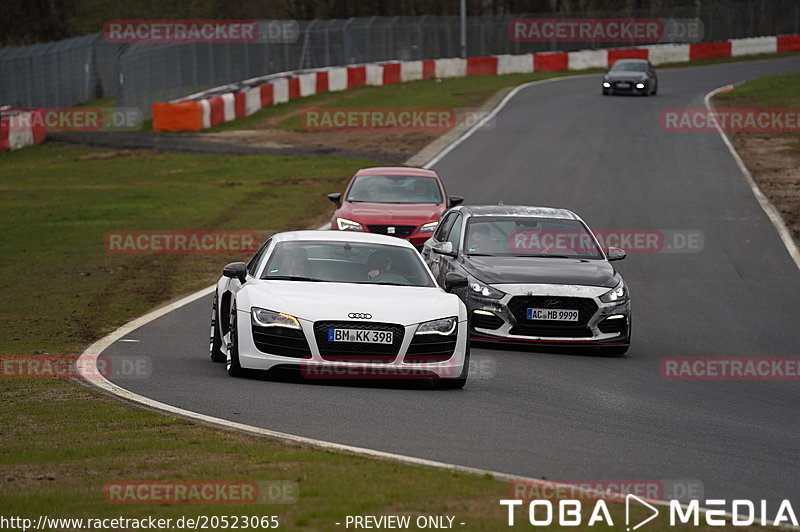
(715, 68, 800, 108)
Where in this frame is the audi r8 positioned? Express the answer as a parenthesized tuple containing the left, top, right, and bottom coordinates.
(421, 206, 631, 355)
(209, 230, 469, 387)
(602, 59, 658, 96)
(327, 166, 463, 249)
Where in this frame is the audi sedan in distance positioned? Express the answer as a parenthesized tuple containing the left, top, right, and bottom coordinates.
(209, 231, 469, 387)
(602, 59, 658, 96)
(421, 206, 631, 355)
(327, 167, 463, 249)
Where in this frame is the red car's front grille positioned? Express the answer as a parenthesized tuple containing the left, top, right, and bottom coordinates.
(366, 225, 416, 237)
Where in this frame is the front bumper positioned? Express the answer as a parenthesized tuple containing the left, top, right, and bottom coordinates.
(464, 283, 631, 346)
(235, 313, 469, 379)
(604, 80, 648, 94)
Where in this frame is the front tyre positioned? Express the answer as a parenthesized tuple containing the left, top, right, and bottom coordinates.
(209, 294, 226, 362)
(226, 301, 246, 377)
(437, 343, 469, 389)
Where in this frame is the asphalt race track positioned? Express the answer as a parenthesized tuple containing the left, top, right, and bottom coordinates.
(103, 57, 800, 508)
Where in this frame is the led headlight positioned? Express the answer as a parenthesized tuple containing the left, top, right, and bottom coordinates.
(603, 82, 611, 88)
(467, 275, 505, 299)
(419, 221, 438, 233)
(416, 316, 457, 336)
(251, 307, 301, 329)
(336, 217, 364, 231)
(600, 280, 627, 303)
(635, 83, 645, 89)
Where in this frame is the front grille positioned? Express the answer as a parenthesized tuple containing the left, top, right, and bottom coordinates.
(509, 324, 592, 338)
(252, 325, 312, 358)
(404, 331, 457, 363)
(314, 321, 404, 362)
(366, 225, 416, 237)
(507, 296, 597, 338)
(598, 316, 627, 335)
(471, 311, 504, 330)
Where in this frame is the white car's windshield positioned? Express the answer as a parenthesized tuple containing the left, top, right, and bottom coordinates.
(346, 175, 443, 204)
(466, 217, 604, 259)
(261, 241, 436, 286)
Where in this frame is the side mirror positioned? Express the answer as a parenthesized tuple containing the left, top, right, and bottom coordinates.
(327, 193, 341, 207)
(431, 241, 455, 257)
(607, 247, 627, 261)
(444, 272, 468, 291)
(448, 195, 464, 207)
(223, 262, 248, 283)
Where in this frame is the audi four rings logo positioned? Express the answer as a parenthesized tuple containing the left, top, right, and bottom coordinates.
(348, 313, 372, 319)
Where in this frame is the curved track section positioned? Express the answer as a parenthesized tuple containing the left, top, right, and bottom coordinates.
(100, 57, 800, 507)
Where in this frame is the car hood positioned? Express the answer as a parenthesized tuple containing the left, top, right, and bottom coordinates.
(339, 202, 444, 225)
(605, 72, 647, 81)
(242, 280, 461, 325)
(461, 256, 618, 288)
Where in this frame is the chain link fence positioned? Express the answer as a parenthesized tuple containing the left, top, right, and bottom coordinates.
(1, 0, 799, 118)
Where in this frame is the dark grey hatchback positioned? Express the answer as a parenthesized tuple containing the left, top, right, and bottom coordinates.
(421, 205, 632, 355)
(602, 59, 658, 96)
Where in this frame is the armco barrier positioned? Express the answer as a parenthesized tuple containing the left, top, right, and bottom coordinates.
(150, 33, 799, 133)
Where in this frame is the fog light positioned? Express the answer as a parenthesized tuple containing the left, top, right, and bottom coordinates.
(636, 83, 645, 89)
(602, 82, 611, 88)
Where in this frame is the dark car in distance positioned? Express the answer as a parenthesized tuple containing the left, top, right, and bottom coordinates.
(602, 59, 658, 96)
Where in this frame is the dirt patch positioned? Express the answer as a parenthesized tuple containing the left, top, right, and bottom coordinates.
(726, 132, 800, 245)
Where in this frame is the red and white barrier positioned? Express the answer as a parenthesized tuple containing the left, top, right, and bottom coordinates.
(151, 33, 800, 132)
(0, 108, 47, 152)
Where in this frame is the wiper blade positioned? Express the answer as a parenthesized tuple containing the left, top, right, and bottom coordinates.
(264, 275, 328, 282)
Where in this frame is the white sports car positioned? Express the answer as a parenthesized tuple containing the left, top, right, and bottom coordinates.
(209, 231, 470, 388)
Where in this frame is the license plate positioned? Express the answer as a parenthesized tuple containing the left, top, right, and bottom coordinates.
(327, 329, 393, 344)
(616, 82, 630, 88)
(526, 308, 579, 321)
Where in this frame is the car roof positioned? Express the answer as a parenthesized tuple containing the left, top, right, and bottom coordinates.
(455, 205, 579, 220)
(270, 230, 417, 248)
(354, 166, 440, 178)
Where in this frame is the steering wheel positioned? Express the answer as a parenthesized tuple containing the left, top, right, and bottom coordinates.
(371, 270, 409, 284)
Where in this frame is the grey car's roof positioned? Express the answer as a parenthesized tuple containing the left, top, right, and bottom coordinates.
(456, 205, 579, 220)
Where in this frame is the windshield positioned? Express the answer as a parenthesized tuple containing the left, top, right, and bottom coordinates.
(261, 241, 436, 286)
(610, 61, 647, 72)
(346, 175, 443, 204)
(465, 217, 604, 259)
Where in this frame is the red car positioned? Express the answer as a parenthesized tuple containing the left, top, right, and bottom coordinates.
(328, 167, 463, 249)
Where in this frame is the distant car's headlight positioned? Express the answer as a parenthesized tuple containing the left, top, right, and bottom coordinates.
(603, 82, 611, 88)
(467, 275, 505, 299)
(635, 82, 645, 89)
(419, 221, 438, 233)
(336, 217, 364, 231)
(600, 280, 628, 303)
(416, 316, 457, 335)
(251, 307, 301, 329)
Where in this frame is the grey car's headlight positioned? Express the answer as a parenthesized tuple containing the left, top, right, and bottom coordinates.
(468, 275, 505, 299)
(600, 280, 628, 303)
(336, 217, 364, 231)
(416, 316, 457, 336)
(251, 307, 301, 329)
(603, 82, 611, 88)
(636, 82, 645, 89)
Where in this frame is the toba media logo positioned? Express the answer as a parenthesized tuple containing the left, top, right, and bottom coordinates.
(499, 496, 798, 529)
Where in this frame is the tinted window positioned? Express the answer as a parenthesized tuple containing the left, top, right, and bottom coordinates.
(347, 175, 443, 204)
(262, 241, 435, 287)
(610, 61, 647, 72)
(445, 214, 462, 250)
(247, 239, 270, 276)
(434, 212, 457, 241)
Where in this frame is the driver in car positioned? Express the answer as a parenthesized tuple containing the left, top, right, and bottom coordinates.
(467, 224, 505, 253)
(364, 250, 392, 280)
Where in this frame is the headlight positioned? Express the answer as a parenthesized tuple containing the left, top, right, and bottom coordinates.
(602, 82, 611, 88)
(416, 316, 457, 336)
(336, 218, 364, 231)
(600, 280, 627, 303)
(419, 221, 438, 233)
(251, 307, 301, 329)
(635, 82, 645, 89)
(467, 275, 505, 299)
